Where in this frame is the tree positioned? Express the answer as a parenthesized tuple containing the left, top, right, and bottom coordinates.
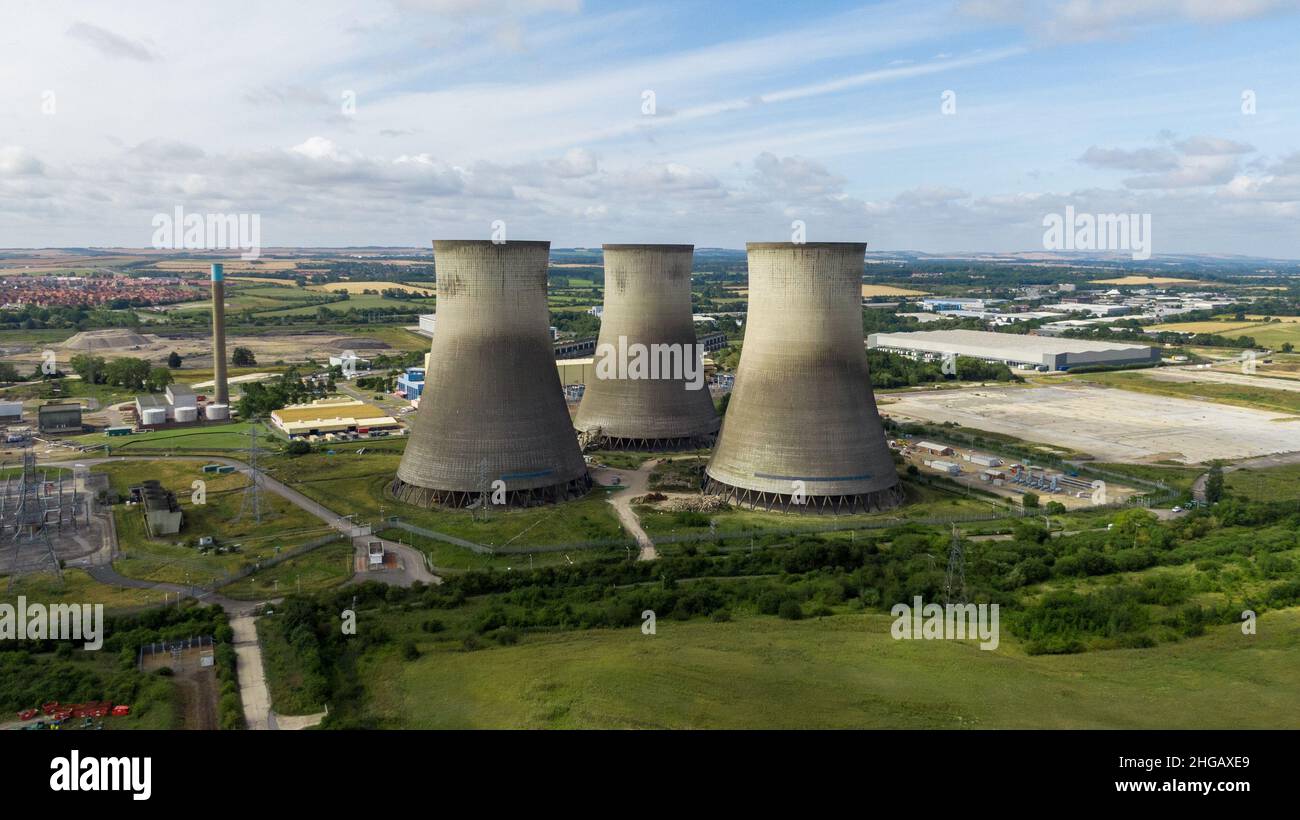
(231, 347, 256, 367)
(1022, 492, 1040, 509)
(147, 367, 174, 392)
(1283, 343, 1295, 353)
(1205, 464, 1225, 504)
(104, 357, 152, 391)
(68, 354, 108, 385)
(0, 361, 18, 383)
(167, 351, 183, 368)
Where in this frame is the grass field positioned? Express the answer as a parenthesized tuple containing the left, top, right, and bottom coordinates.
(0, 568, 167, 610)
(1071, 370, 1300, 415)
(260, 448, 626, 548)
(1225, 463, 1300, 500)
(74, 422, 267, 452)
(219, 541, 355, 600)
(257, 293, 435, 317)
(638, 479, 1009, 540)
(348, 607, 1300, 728)
(95, 459, 332, 586)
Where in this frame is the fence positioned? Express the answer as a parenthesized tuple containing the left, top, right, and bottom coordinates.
(206, 531, 346, 591)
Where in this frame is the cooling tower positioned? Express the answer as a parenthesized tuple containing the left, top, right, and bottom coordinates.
(210, 263, 229, 406)
(391, 240, 591, 507)
(704, 242, 903, 513)
(573, 244, 720, 449)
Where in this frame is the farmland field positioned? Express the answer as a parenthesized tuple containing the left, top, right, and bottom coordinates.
(862, 284, 927, 297)
(314, 281, 437, 297)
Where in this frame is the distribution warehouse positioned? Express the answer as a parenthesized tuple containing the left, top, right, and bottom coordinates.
(867, 329, 1158, 371)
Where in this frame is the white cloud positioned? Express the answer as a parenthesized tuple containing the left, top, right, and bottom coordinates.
(65, 21, 160, 61)
(958, 0, 1298, 41)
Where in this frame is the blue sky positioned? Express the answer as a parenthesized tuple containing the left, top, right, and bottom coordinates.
(1, 0, 1298, 256)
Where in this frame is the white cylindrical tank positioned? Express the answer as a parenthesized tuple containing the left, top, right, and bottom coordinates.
(141, 408, 167, 426)
(205, 403, 230, 421)
(174, 406, 198, 423)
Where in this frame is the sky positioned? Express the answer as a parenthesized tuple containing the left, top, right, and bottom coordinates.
(1, 0, 1299, 257)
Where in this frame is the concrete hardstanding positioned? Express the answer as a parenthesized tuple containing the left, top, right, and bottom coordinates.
(211, 263, 229, 406)
(574, 244, 720, 449)
(392, 240, 591, 507)
(705, 242, 903, 513)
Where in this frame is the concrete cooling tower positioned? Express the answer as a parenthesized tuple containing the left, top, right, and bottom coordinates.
(392, 240, 591, 507)
(573, 244, 720, 449)
(704, 242, 903, 513)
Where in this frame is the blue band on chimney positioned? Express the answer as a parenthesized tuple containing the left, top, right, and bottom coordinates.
(211, 263, 223, 282)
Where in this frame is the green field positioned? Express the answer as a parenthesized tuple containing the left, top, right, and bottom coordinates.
(347, 608, 1300, 728)
(257, 293, 435, 317)
(220, 541, 354, 600)
(75, 422, 268, 453)
(1151, 318, 1300, 349)
(260, 448, 626, 548)
(1226, 463, 1300, 500)
(638, 479, 1009, 540)
(0, 568, 167, 611)
(95, 459, 333, 586)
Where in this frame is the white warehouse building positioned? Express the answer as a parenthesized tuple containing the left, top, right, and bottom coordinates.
(868, 329, 1159, 372)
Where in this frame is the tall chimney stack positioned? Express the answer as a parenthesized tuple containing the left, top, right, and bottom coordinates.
(211, 263, 229, 406)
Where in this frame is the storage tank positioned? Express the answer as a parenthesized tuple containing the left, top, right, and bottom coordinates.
(392, 240, 591, 507)
(704, 242, 903, 513)
(140, 407, 167, 426)
(174, 406, 198, 423)
(573, 244, 719, 449)
(204, 403, 230, 421)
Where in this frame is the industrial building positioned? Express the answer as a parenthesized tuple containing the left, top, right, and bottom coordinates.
(134, 382, 203, 426)
(868, 329, 1158, 371)
(271, 397, 401, 438)
(1043, 302, 1131, 317)
(573, 244, 720, 450)
(395, 367, 425, 399)
(392, 240, 590, 508)
(132, 480, 182, 536)
(37, 402, 82, 434)
(418, 314, 437, 337)
(0, 401, 22, 423)
(705, 242, 903, 514)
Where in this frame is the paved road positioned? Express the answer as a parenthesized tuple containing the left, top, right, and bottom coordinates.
(230, 615, 272, 731)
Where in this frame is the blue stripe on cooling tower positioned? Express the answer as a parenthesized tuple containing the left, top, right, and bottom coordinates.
(501, 468, 556, 480)
(753, 472, 874, 482)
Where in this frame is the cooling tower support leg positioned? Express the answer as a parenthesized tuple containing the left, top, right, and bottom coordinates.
(702, 478, 905, 515)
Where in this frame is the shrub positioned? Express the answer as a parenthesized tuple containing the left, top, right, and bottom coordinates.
(401, 640, 420, 661)
(777, 600, 803, 621)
